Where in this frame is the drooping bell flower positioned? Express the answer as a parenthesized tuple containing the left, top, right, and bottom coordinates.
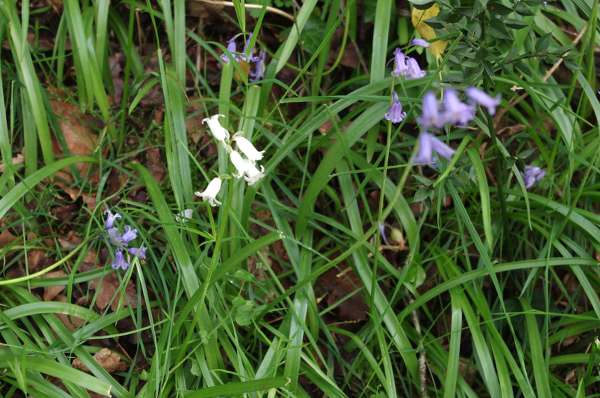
(195, 177, 223, 207)
(523, 165, 545, 189)
(384, 91, 407, 124)
(466, 87, 501, 115)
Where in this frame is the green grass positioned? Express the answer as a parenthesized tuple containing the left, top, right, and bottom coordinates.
(0, 0, 599, 397)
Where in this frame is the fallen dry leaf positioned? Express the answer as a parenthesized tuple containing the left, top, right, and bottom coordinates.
(73, 348, 128, 373)
(27, 249, 48, 272)
(50, 99, 98, 177)
(43, 270, 67, 301)
(55, 295, 86, 331)
(145, 148, 165, 182)
(0, 223, 16, 248)
(91, 273, 137, 311)
(318, 265, 368, 323)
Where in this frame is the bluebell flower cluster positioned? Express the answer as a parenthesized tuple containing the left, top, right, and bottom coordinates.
(221, 33, 267, 82)
(392, 48, 426, 80)
(104, 209, 146, 270)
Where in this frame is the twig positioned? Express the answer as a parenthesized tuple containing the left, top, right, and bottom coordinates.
(193, 0, 295, 22)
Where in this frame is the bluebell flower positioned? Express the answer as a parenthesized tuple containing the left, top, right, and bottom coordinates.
(442, 89, 475, 126)
(418, 92, 444, 129)
(384, 91, 406, 124)
(406, 58, 426, 79)
(221, 37, 238, 63)
(250, 51, 266, 81)
(413, 132, 455, 166)
(392, 48, 408, 77)
(107, 227, 124, 246)
(111, 250, 129, 270)
(466, 87, 501, 115)
(104, 209, 144, 270)
(523, 165, 545, 189)
(120, 226, 138, 244)
(411, 38, 430, 48)
(104, 209, 121, 229)
(128, 246, 146, 260)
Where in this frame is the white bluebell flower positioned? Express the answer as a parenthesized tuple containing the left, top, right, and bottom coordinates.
(195, 177, 223, 207)
(202, 114, 230, 143)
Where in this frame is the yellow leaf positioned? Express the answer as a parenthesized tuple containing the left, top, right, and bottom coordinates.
(411, 4, 447, 59)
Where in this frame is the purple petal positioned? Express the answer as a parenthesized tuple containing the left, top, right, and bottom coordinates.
(430, 135, 456, 160)
(414, 132, 434, 165)
(384, 91, 407, 124)
(392, 48, 408, 77)
(406, 57, 426, 79)
(104, 209, 121, 230)
(418, 92, 443, 129)
(411, 38, 430, 48)
(107, 227, 124, 246)
(128, 246, 146, 260)
(523, 165, 545, 189)
(466, 87, 501, 115)
(111, 250, 129, 270)
(221, 37, 238, 63)
(120, 226, 137, 244)
(442, 89, 475, 126)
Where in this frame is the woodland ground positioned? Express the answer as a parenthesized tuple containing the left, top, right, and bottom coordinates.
(0, 0, 599, 397)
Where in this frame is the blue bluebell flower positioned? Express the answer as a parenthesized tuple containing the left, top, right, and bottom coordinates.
(523, 166, 545, 189)
(392, 48, 408, 77)
(391, 48, 427, 80)
(466, 87, 501, 115)
(104, 209, 145, 271)
(384, 91, 406, 124)
(411, 38, 430, 48)
(104, 209, 121, 229)
(406, 58, 426, 79)
(111, 250, 129, 270)
(128, 246, 146, 260)
(221, 37, 238, 63)
(120, 226, 138, 244)
(418, 92, 444, 129)
(413, 132, 455, 166)
(442, 89, 475, 126)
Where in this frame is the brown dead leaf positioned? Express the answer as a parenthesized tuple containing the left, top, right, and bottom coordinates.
(145, 148, 165, 182)
(0, 223, 16, 248)
(28, 249, 49, 272)
(50, 100, 98, 177)
(91, 273, 137, 311)
(73, 348, 128, 374)
(55, 294, 86, 330)
(43, 270, 67, 301)
(318, 265, 368, 323)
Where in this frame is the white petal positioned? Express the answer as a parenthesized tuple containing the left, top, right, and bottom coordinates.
(233, 133, 264, 161)
(243, 163, 264, 186)
(175, 209, 193, 222)
(202, 114, 230, 142)
(195, 177, 222, 206)
(229, 150, 249, 178)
